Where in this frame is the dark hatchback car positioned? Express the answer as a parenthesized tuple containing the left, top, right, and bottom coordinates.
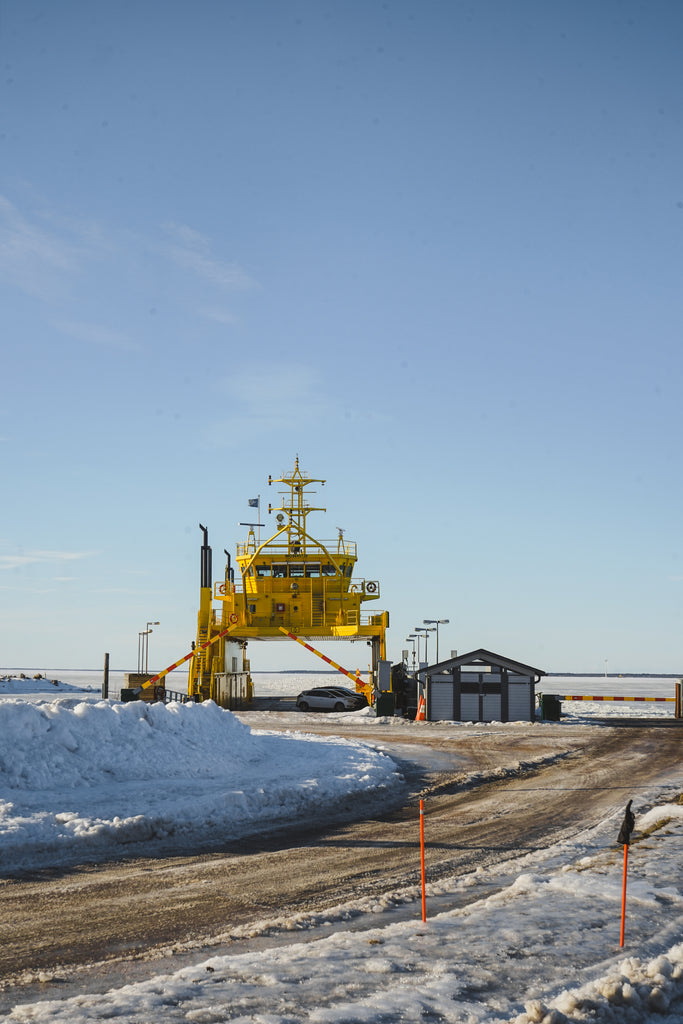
(296, 686, 369, 712)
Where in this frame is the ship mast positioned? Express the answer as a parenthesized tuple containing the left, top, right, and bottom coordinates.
(268, 455, 327, 557)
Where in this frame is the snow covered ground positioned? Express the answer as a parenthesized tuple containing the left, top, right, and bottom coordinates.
(1, 671, 681, 1022)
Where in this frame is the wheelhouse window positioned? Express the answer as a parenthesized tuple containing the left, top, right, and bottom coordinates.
(305, 563, 320, 577)
(289, 563, 304, 578)
(256, 564, 271, 578)
(272, 564, 287, 578)
(321, 563, 336, 576)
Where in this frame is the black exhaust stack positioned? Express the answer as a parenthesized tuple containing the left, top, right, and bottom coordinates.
(199, 524, 212, 588)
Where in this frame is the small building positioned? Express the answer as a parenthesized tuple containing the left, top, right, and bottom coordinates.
(418, 648, 545, 723)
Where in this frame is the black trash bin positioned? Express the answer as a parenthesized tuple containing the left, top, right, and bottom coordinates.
(539, 693, 562, 721)
(375, 691, 395, 717)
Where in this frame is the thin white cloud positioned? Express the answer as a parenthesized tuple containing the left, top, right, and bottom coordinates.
(0, 195, 80, 298)
(40, 207, 117, 254)
(90, 587, 141, 594)
(218, 365, 390, 428)
(0, 550, 94, 571)
(161, 222, 256, 292)
(53, 319, 139, 351)
(206, 365, 343, 448)
(1, 197, 257, 330)
(199, 306, 238, 326)
(233, 365, 327, 420)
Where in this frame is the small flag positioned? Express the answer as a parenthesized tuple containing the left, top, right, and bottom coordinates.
(617, 800, 635, 845)
(248, 498, 259, 508)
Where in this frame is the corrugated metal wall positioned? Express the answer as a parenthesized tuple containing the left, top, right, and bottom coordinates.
(426, 665, 534, 723)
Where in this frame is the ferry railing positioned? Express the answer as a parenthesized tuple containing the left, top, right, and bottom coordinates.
(214, 577, 378, 599)
(235, 539, 358, 559)
(115, 687, 191, 705)
(211, 605, 381, 628)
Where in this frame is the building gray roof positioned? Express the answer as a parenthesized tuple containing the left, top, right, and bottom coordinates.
(417, 647, 546, 679)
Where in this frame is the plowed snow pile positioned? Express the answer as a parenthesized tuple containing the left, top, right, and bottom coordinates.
(0, 698, 403, 869)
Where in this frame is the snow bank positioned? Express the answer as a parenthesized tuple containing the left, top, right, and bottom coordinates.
(0, 698, 257, 788)
(514, 944, 683, 1022)
(0, 699, 404, 870)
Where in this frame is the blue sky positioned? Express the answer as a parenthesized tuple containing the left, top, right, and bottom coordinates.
(2, 0, 682, 675)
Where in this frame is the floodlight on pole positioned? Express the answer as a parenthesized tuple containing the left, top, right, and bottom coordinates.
(137, 630, 150, 674)
(145, 621, 160, 674)
(423, 619, 449, 663)
(414, 626, 435, 665)
(405, 636, 417, 673)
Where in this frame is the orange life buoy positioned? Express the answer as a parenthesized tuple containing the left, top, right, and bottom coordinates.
(229, 613, 238, 623)
(155, 686, 166, 701)
(218, 583, 226, 595)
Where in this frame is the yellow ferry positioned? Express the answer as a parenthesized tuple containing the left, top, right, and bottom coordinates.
(187, 459, 388, 706)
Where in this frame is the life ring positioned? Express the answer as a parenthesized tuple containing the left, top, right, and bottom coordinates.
(218, 583, 226, 595)
(366, 581, 377, 593)
(155, 686, 166, 701)
(229, 613, 238, 623)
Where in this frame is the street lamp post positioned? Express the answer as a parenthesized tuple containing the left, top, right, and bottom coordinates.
(405, 636, 417, 675)
(423, 619, 449, 664)
(414, 626, 435, 666)
(137, 631, 150, 674)
(145, 621, 160, 674)
(413, 627, 426, 666)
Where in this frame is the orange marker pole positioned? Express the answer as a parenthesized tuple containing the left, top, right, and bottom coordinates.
(420, 799, 426, 923)
(620, 843, 629, 947)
